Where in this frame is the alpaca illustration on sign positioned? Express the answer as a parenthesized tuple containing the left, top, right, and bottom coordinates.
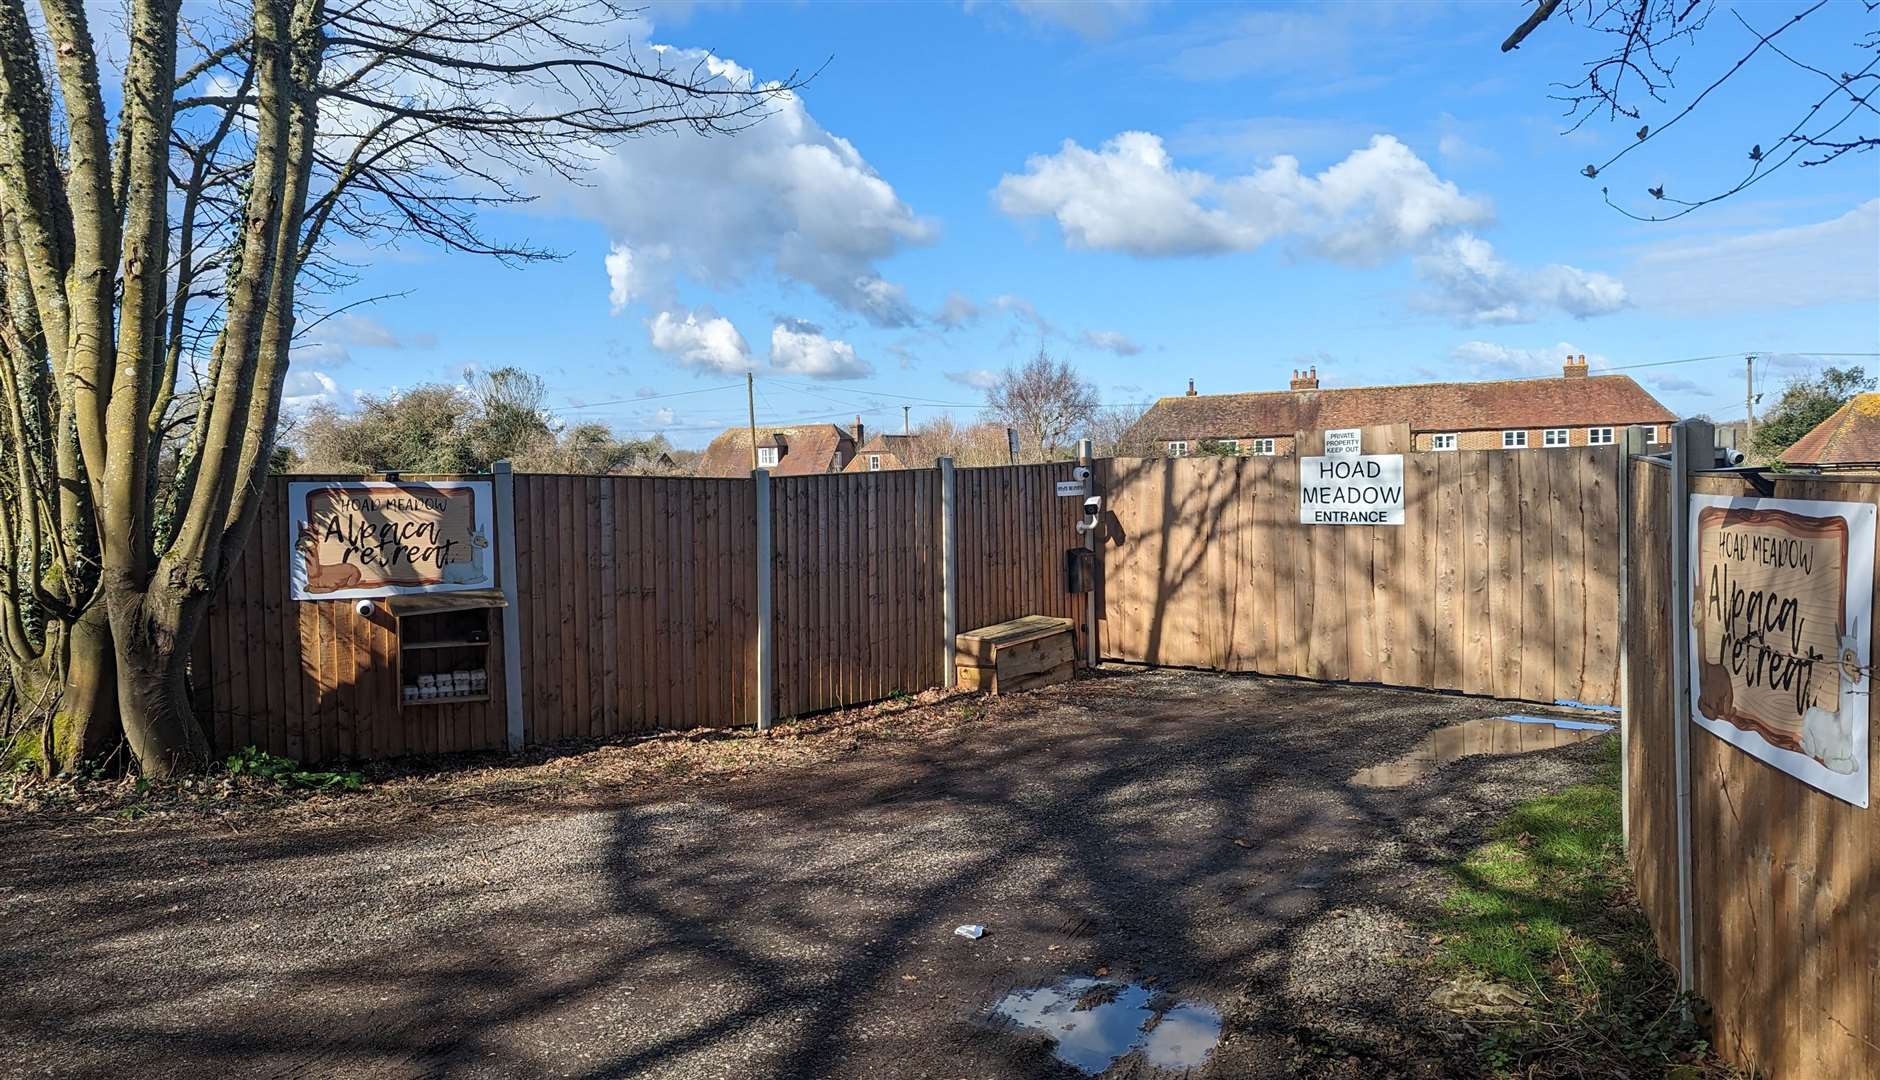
(441, 528, 491, 584)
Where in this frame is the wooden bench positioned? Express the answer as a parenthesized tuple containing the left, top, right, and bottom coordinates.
(955, 615, 1075, 694)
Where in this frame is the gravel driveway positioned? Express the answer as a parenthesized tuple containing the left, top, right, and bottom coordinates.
(0, 667, 1610, 1079)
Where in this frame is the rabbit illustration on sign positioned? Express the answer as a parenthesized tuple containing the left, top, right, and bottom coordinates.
(441, 527, 490, 584)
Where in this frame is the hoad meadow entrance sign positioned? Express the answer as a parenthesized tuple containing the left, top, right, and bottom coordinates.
(1298, 454, 1406, 526)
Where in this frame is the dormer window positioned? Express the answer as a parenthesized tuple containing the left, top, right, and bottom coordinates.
(757, 446, 780, 468)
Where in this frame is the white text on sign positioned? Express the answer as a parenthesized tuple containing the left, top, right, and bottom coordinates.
(1298, 455, 1405, 526)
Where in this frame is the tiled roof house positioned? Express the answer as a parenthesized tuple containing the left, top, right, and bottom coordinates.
(695, 420, 861, 477)
(1129, 356, 1678, 456)
(842, 433, 921, 473)
(1780, 393, 1880, 469)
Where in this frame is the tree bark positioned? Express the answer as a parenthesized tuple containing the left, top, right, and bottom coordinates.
(49, 607, 119, 770)
(110, 591, 210, 777)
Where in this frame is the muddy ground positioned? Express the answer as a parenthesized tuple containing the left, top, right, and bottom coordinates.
(0, 666, 1611, 1079)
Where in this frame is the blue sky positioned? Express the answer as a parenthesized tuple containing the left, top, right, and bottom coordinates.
(288, 1, 1880, 447)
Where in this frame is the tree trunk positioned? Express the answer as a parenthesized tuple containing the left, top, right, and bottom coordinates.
(48, 607, 120, 771)
(110, 593, 210, 777)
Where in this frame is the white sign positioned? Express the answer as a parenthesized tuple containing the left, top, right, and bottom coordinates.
(1688, 493, 1875, 806)
(1055, 480, 1084, 497)
(288, 480, 496, 601)
(1323, 428, 1362, 457)
(1298, 455, 1405, 526)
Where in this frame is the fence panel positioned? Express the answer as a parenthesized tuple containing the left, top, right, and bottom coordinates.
(1100, 445, 1623, 706)
(955, 462, 1090, 656)
(1624, 461, 1880, 1077)
(770, 469, 943, 718)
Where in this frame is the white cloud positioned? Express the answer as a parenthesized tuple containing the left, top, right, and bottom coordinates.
(1628, 199, 1880, 315)
(1414, 233, 1628, 325)
(1450, 341, 1608, 379)
(945, 368, 1001, 390)
(560, 51, 934, 326)
(936, 290, 980, 330)
(635, 386, 659, 398)
(1081, 329, 1143, 355)
(768, 320, 873, 380)
(647, 308, 752, 374)
(654, 406, 677, 425)
(974, 0, 1151, 39)
(995, 133, 1490, 262)
(317, 312, 435, 349)
(281, 368, 342, 413)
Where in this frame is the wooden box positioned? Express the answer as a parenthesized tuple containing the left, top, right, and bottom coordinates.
(955, 615, 1075, 695)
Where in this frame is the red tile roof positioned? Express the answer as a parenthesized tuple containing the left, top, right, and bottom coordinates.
(1780, 393, 1880, 467)
(842, 433, 919, 472)
(1128, 374, 1677, 442)
(695, 424, 856, 477)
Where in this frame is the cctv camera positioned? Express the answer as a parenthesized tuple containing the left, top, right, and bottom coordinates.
(355, 599, 375, 617)
(1720, 448, 1747, 467)
(1072, 466, 1092, 482)
(1082, 495, 1102, 515)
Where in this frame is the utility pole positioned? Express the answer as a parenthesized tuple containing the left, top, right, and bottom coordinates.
(1745, 354, 1756, 443)
(903, 404, 910, 438)
(747, 371, 759, 471)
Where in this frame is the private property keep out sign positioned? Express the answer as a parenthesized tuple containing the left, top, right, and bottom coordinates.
(1299, 455, 1406, 526)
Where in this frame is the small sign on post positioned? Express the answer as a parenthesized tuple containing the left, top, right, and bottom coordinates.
(1323, 428, 1362, 457)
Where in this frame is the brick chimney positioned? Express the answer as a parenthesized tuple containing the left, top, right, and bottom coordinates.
(853, 415, 865, 445)
(1290, 366, 1320, 391)
(1563, 353, 1589, 379)
(1185, 378, 1198, 397)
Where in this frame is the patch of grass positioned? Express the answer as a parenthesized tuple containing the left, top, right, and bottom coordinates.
(1433, 737, 1725, 1077)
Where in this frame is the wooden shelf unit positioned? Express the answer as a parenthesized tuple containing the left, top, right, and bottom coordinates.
(395, 599, 499, 709)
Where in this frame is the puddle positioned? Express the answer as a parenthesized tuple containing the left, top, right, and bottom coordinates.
(991, 976, 1222, 1073)
(1350, 715, 1613, 788)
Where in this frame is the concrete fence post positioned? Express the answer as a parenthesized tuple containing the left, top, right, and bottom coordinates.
(1667, 417, 1711, 1002)
(754, 467, 775, 731)
(940, 457, 958, 687)
(492, 460, 526, 752)
(1617, 425, 1648, 845)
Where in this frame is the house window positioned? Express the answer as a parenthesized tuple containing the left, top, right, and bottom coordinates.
(1218, 439, 1240, 453)
(868, 455, 882, 471)
(1502, 430, 1528, 449)
(1588, 427, 1614, 445)
(1543, 428, 1570, 447)
(1643, 426, 1660, 444)
(1167, 441, 1189, 457)
(756, 446, 780, 468)
(1251, 438, 1276, 456)
(1430, 433, 1458, 451)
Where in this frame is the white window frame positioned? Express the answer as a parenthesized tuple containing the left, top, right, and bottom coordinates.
(1167, 441, 1189, 457)
(1251, 438, 1276, 456)
(867, 454, 882, 471)
(1543, 428, 1570, 447)
(1430, 433, 1458, 451)
(756, 446, 780, 468)
(1588, 426, 1614, 445)
(1217, 439, 1240, 453)
(1502, 429, 1529, 449)
(1643, 426, 1660, 444)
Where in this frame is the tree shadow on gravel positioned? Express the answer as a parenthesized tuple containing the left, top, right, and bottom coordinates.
(0, 671, 1612, 1079)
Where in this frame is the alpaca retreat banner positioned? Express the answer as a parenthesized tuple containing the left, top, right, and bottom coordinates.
(1689, 494, 1875, 807)
(288, 480, 496, 601)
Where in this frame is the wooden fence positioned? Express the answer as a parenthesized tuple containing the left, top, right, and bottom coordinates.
(194, 475, 513, 761)
(1625, 458, 1880, 1078)
(196, 464, 1086, 759)
(1101, 431, 1623, 706)
(198, 444, 1633, 762)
